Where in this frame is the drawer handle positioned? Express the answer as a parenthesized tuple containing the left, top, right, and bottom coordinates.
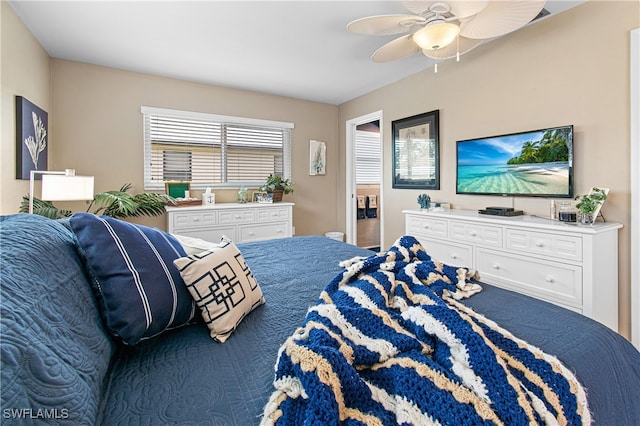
(192, 217, 200, 222)
(249, 232, 255, 236)
(469, 231, 477, 237)
(450, 254, 458, 260)
(545, 276, 554, 283)
(423, 225, 430, 230)
(235, 215, 243, 219)
(276, 229, 283, 233)
(535, 241, 544, 247)
(492, 264, 500, 270)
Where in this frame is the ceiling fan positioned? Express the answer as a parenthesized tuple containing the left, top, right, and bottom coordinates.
(347, 0, 547, 63)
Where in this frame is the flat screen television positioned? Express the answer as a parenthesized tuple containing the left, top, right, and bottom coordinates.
(456, 125, 574, 198)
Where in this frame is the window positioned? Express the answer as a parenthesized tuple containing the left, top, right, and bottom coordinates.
(163, 150, 192, 181)
(355, 129, 382, 184)
(142, 106, 293, 190)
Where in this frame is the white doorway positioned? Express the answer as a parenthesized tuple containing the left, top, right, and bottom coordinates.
(346, 111, 383, 248)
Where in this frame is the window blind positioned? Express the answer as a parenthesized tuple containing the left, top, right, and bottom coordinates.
(142, 106, 293, 190)
(355, 130, 382, 184)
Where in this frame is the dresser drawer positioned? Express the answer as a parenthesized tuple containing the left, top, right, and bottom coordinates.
(172, 211, 217, 230)
(418, 238, 472, 268)
(219, 209, 256, 224)
(505, 229, 582, 262)
(406, 214, 448, 238)
(476, 248, 582, 309)
(257, 207, 290, 222)
(449, 221, 502, 247)
(239, 222, 289, 242)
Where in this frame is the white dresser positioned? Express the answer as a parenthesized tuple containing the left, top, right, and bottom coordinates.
(403, 209, 622, 331)
(167, 202, 294, 243)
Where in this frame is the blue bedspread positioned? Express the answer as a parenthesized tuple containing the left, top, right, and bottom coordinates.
(97, 236, 375, 425)
(0, 215, 116, 424)
(97, 235, 640, 425)
(4, 213, 636, 425)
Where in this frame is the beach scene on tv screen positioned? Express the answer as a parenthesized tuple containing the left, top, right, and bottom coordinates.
(457, 128, 571, 195)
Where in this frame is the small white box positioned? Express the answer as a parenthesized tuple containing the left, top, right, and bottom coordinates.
(202, 193, 215, 205)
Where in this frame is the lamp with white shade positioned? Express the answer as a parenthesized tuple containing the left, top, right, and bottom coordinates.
(29, 169, 94, 214)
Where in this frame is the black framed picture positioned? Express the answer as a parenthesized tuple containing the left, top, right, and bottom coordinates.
(392, 110, 440, 189)
(16, 96, 48, 180)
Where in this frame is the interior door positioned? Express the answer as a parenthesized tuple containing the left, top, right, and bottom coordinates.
(346, 111, 383, 247)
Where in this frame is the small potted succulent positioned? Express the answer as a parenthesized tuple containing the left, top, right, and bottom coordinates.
(260, 173, 294, 202)
(574, 187, 608, 225)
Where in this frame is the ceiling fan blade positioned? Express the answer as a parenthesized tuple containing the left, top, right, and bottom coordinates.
(403, 1, 489, 19)
(421, 36, 486, 60)
(459, 0, 546, 39)
(347, 14, 426, 36)
(372, 35, 421, 62)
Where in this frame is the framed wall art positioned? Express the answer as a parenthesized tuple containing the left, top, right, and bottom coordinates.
(309, 139, 326, 175)
(16, 96, 48, 180)
(392, 110, 440, 189)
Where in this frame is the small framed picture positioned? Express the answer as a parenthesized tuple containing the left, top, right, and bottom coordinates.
(252, 191, 273, 203)
(16, 96, 49, 180)
(309, 140, 326, 175)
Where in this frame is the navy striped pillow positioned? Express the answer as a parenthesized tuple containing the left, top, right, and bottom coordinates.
(70, 213, 197, 345)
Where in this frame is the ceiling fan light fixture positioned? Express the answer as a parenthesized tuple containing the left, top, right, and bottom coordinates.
(412, 21, 460, 50)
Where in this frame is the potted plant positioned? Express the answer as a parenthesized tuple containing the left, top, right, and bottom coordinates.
(574, 187, 608, 224)
(260, 173, 294, 202)
(21, 183, 172, 219)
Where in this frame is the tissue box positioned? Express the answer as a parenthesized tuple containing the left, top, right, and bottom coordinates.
(202, 192, 215, 205)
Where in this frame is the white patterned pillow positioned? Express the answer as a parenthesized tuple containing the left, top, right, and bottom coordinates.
(171, 233, 224, 256)
(173, 239, 265, 342)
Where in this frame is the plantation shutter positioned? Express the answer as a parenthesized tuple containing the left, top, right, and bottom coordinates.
(355, 130, 381, 184)
(142, 106, 293, 190)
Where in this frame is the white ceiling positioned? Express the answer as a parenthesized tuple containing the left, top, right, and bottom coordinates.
(9, 1, 584, 105)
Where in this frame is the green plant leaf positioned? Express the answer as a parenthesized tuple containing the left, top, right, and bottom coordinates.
(19, 195, 71, 219)
(88, 183, 171, 218)
(21, 183, 172, 219)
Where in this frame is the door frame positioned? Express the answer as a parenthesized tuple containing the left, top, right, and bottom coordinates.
(345, 110, 383, 246)
(630, 28, 639, 349)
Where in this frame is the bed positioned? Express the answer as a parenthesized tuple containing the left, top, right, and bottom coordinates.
(99, 235, 640, 425)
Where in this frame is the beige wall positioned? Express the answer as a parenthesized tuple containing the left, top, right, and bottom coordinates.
(1, 2, 51, 213)
(338, 1, 639, 338)
(1, 44, 341, 236)
(48, 60, 340, 234)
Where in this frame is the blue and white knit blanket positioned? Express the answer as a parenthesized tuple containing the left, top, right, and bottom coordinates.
(262, 235, 590, 425)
